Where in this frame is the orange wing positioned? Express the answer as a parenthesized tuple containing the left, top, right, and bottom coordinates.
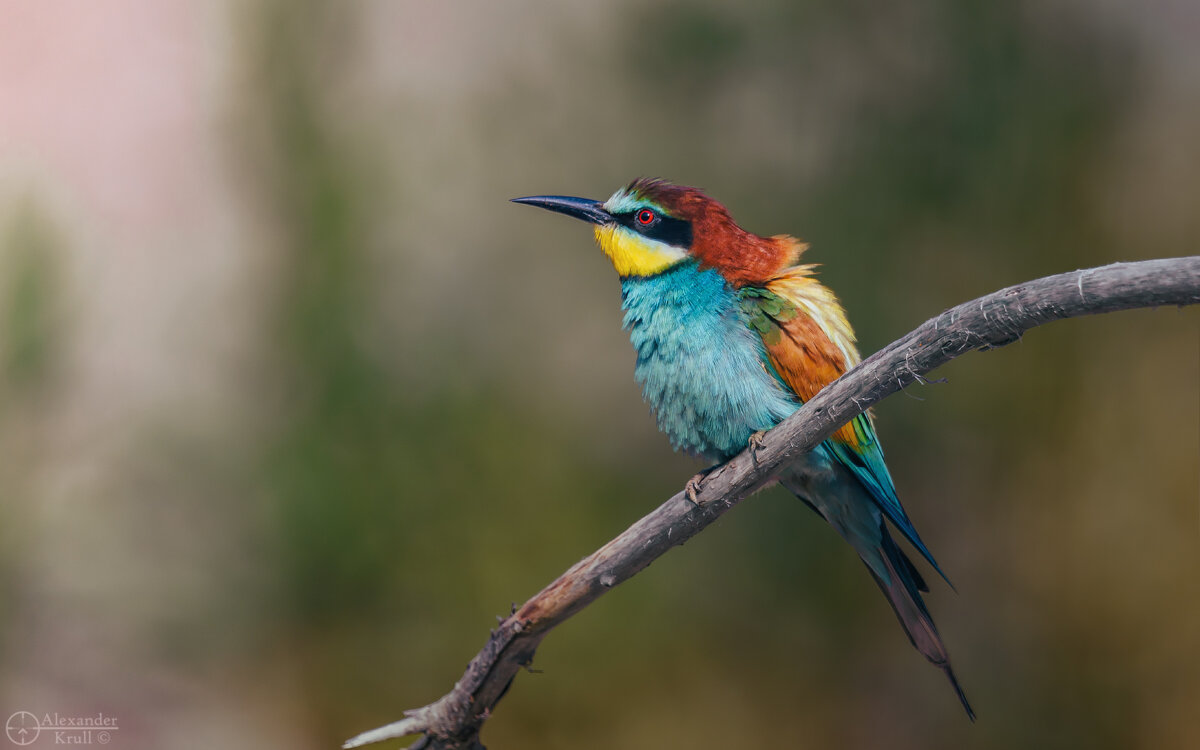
(742, 267, 863, 448)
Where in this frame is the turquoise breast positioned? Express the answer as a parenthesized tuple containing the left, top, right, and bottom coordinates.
(620, 261, 800, 462)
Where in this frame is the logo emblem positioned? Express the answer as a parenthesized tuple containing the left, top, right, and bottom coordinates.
(5, 713, 40, 746)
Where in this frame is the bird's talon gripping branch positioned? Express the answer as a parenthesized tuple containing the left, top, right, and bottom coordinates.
(685, 467, 716, 504)
(748, 430, 768, 463)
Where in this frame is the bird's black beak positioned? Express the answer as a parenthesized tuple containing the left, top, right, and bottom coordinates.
(511, 195, 612, 225)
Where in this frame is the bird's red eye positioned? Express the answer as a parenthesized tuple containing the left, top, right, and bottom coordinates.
(636, 209, 656, 225)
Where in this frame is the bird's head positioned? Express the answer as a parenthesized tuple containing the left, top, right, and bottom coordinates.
(513, 178, 805, 285)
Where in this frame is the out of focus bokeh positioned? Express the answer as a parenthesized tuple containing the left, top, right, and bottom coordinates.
(0, 1, 1197, 748)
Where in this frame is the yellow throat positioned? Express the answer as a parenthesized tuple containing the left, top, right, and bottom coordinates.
(594, 224, 687, 277)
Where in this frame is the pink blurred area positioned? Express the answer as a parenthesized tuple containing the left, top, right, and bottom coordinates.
(0, 3, 290, 748)
(0, 1, 248, 422)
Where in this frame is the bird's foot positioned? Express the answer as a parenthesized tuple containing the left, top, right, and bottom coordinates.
(685, 466, 718, 505)
(748, 430, 768, 464)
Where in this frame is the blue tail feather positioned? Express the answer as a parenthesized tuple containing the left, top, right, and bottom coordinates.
(826, 416, 953, 588)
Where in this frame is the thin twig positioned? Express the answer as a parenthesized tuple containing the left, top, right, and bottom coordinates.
(345, 257, 1200, 750)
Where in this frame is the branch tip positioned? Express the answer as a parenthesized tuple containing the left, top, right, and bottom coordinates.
(343, 714, 426, 749)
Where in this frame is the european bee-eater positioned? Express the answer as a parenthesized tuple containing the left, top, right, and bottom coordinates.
(513, 178, 973, 718)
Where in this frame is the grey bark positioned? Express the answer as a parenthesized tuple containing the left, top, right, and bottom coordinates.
(344, 257, 1200, 750)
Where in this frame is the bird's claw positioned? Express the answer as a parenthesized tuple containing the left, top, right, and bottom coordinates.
(685, 466, 717, 504)
(748, 430, 768, 464)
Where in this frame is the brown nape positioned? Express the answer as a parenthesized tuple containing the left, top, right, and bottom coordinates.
(631, 178, 804, 286)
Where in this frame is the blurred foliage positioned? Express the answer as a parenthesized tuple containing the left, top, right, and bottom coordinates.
(253, 0, 399, 623)
(0, 200, 64, 669)
(0, 202, 63, 398)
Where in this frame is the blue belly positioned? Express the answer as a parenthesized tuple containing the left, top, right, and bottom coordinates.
(620, 262, 800, 462)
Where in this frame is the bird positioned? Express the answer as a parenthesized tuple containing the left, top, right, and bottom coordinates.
(512, 178, 974, 719)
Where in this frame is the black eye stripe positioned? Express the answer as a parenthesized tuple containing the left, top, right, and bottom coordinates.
(615, 211, 693, 249)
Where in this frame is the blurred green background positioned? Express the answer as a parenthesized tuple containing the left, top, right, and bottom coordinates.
(0, 1, 1197, 748)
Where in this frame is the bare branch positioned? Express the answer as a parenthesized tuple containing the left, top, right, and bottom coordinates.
(345, 257, 1200, 750)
